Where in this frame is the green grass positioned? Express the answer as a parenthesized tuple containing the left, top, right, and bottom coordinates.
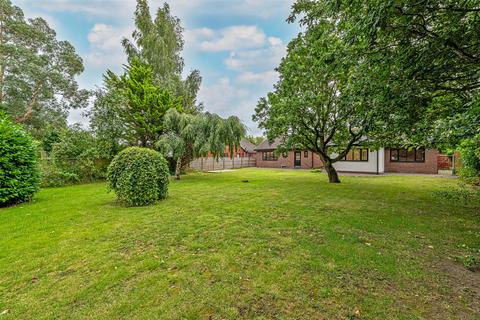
(0, 169, 479, 319)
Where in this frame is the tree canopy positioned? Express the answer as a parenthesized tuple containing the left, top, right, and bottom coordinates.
(0, 0, 88, 138)
(254, 14, 389, 183)
(122, 0, 202, 112)
(157, 109, 245, 179)
(106, 59, 182, 147)
(91, 0, 204, 153)
(289, 0, 480, 149)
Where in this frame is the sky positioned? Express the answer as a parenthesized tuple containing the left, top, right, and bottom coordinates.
(15, 0, 301, 136)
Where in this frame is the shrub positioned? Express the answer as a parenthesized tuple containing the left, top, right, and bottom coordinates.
(40, 161, 79, 188)
(46, 125, 110, 186)
(458, 134, 480, 186)
(107, 147, 169, 206)
(0, 113, 40, 206)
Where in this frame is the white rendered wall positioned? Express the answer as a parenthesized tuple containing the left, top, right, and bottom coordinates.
(378, 148, 385, 173)
(332, 149, 384, 173)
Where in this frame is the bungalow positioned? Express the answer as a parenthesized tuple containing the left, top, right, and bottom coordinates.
(254, 138, 443, 174)
(222, 138, 257, 158)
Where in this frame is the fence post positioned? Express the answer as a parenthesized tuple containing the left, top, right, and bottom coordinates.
(241, 157, 243, 167)
(201, 157, 204, 171)
(223, 157, 225, 170)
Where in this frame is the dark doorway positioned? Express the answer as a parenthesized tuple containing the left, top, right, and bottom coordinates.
(294, 151, 301, 167)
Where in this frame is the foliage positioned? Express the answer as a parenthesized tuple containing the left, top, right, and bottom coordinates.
(40, 162, 79, 188)
(48, 125, 109, 185)
(0, 0, 89, 138)
(88, 88, 126, 158)
(105, 59, 182, 147)
(156, 109, 245, 179)
(107, 147, 169, 206)
(122, 0, 202, 112)
(245, 135, 264, 146)
(90, 0, 203, 152)
(41, 127, 61, 155)
(289, 0, 480, 149)
(253, 19, 388, 183)
(0, 112, 40, 206)
(457, 134, 480, 185)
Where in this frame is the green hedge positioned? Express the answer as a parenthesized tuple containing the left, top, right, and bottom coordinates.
(458, 134, 480, 186)
(107, 147, 169, 206)
(0, 113, 40, 206)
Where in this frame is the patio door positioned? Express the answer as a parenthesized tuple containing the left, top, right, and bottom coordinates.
(294, 151, 301, 167)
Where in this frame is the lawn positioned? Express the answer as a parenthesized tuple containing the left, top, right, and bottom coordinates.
(0, 169, 479, 319)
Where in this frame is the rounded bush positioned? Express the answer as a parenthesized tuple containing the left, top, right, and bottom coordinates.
(0, 113, 40, 206)
(107, 147, 169, 206)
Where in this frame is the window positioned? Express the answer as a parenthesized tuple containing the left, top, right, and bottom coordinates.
(262, 151, 277, 161)
(340, 147, 369, 162)
(304, 151, 308, 158)
(390, 148, 425, 162)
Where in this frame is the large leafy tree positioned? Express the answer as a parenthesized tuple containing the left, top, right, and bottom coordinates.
(122, 0, 202, 112)
(106, 59, 182, 148)
(254, 21, 388, 183)
(0, 0, 88, 138)
(289, 0, 480, 149)
(88, 87, 126, 158)
(90, 0, 203, 152)
(157, 109, 245, 179)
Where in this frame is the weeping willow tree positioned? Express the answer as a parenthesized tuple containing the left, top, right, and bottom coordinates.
(156, 109, 245, 179)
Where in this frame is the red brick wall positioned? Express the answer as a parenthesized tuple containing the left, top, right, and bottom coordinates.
(255, 150, 323, 169)
(208, 145, 251, 158)
(223, 145, 247, 157)
(437, 155, 452, 170)
(384, 149, 439, 174)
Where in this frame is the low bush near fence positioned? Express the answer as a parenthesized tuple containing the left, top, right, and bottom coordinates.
(40, 158, 110, 187)
(40, 162, 80, 188)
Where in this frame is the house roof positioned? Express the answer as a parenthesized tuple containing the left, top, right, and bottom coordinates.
(239, 138, 257, 153)
(254, 138, 283, 151)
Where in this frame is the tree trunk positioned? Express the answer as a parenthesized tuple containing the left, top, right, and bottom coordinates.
(324, 161, 341, 183)
(180, 144, 193, 173)
(15, 81, 42, 123)
(175, 157, 181, 180)
(0, 64, 4, 104)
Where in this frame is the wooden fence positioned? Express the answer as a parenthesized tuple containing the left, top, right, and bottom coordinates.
(189, 156, 256, 171)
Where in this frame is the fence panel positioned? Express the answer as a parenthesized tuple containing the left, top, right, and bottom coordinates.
(189, 157, 256, 171)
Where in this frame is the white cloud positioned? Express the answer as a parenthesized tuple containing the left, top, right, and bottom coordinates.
(87, 24, 123, 50)
(224, 41, 287, 72)
(186, 25, 267, 52)
(198, 77, 273, 136)
(84, 23, 130, 71)
(237, 71, 278, 85)
(183, 27, 215, 50)
(268, 36, 283, 47)
(18, 0, 292, 20)
(198, 78, 249, 115)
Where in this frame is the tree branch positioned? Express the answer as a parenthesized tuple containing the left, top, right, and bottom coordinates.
(15, 81, 43, 123)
